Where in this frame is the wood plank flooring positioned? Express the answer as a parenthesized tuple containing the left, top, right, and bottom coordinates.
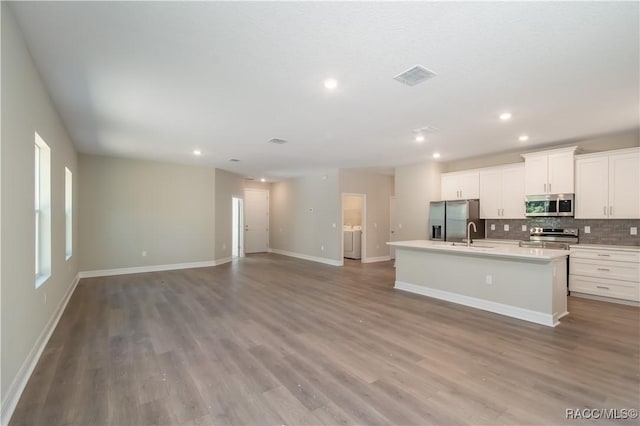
(10, 254, 640, 425)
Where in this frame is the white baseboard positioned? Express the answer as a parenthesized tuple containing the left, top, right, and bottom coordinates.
(394, 280, 557, 327)
(362, 256, 392, 264)
(268, 248, 343, 266)
(1, 273, 80, 426)
(214, 257, 233, 266)
(78, 260, 217, 278)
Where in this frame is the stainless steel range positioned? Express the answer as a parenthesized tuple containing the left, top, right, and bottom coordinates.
(519, 227, 579, 250)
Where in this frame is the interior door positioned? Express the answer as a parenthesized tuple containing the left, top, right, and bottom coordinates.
(389, 196, 396, 259)
(244, 189, 269, 253)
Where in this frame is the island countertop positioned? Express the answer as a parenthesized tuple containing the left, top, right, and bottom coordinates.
(388, 240, 569, 262)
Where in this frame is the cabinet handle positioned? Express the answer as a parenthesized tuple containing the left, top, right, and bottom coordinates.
(609, 206, 613, 216)
(603, 206, 607, 216)
(597, 254, 610, 257)
(596, 268, 610, 271)
(549, 183, 551, 193)
(596, 286, 610, 290)
(498, 208, 501, 217)
(502, 208, 505, 216)
(544, 183, 547, 193)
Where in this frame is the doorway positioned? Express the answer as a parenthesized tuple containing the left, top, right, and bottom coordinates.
(244, 189, 269, 253)
(342, 193, 366, 262)
(232, 197, 244, 258)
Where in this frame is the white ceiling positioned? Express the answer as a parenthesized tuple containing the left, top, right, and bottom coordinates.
(10, 1, 639, 180)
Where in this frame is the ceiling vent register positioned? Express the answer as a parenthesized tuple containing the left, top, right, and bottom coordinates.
(268, 138, 288, 144)
(394, 65, 437, 86)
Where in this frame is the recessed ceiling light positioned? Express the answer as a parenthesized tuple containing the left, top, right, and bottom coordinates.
(193, 149, 201, 156)
(499, 112, 512, 121)
(324, 78, 338, 90)
(415, 134, 425, 143)
(519, 135, 529, 142)
(260, 178, 266, 183)
(432, 152, 441, 159)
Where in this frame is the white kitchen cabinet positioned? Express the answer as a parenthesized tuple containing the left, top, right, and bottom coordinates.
(479, 164, 525, 219)
(522, 146, 577, 195)
(440, 171, 479, 200)
(575, 148, 640, 219)
(569, 245, 640, 303)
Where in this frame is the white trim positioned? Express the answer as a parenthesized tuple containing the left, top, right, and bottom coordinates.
(394, 280, 558, 327)
(1, 273, 80, 426)
(214, 257, 233, 266)
(570, 292, 640, 307)
(268, 248, 343, 266)
(361, 256, 391, 264)
(78, 260, 217, 278)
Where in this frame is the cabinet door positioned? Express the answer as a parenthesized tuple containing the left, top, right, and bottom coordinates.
(609, 151, 640, 219)
(479, 169, 502, 218)
(547, 151, 574, 194)
(460, 172, 480, 199)
(501, 166, 525, 218)
(441, 174, 460, 200)
(524, 155, 548, 195)
(575, 156, 608, 219)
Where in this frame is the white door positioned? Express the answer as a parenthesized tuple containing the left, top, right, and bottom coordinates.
(547, 151, 574, 194)
(479, 169, 502, 218)
(524, 155, 549, 195)
(501, 165, 525, 219)
(244, 189, 269, 253)
(440, 174, 460, 200)
(460, 172, 480, 199)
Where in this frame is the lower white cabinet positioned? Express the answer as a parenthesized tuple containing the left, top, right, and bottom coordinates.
(569, 246, 640, 303)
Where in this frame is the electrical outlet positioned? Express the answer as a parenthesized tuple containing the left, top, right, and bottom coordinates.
(398, 224, 403, 229)
(485, 275, 493, 285)
(503, 224, 509, 232)
(521, 225, 527, 232)
(631, 227, 638, 235)
(584, 226, 591, 234)
(374, 223, 377, 228)
(321, 245, 324, 251)
(222, 243, 226, 250)
(332, 223, 336, 228)
(142, 250, 147, 257)
(44, 292, 47, 305)
(491, 224, 496, 231)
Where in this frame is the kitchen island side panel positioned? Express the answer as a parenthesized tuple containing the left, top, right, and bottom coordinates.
(394, 247, 567, 326)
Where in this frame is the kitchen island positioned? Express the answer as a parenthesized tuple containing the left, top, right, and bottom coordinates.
(387, 240, 570, 327)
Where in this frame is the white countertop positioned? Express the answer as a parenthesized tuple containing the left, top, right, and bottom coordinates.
(571, 243, 640, 252)
(388, 240, 569, 261)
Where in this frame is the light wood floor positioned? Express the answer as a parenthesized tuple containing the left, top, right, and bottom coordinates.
(10, 254, 640, 425)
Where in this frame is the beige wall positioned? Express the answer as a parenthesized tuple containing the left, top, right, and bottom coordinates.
(78, 154, 216, 271)
(394, 160, 443, 241)
(214, 168, 245, 261)
(270, 172, 341, 262)
(1, 4, 79, 405)
(444, 128, 640, 172)
(339, 170, 394, 259)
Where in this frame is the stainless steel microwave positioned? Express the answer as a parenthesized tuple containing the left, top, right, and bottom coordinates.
(525, 194, 574, 217)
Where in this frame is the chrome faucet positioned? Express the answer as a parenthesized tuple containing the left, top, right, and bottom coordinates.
(467, 221, 477, 247)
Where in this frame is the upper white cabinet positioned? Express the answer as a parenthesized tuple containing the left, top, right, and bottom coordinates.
(441, 171, 479, 200)
(522, 146, 577, 195)
(575, 148, 640, 219)
(479, 164, 525, 219)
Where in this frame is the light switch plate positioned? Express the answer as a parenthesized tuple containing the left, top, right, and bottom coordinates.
(584, 226, 591, 234)
(504, 224, 509, 231)
(631, 227, 638, 235)
(491, 224, 496, 231)
(522, 225, 527, 231)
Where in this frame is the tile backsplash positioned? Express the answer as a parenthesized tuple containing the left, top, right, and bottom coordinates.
(485, 218, 640, 246)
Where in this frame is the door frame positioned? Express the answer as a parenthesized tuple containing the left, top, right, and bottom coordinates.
(232, 196, 245, 258)
(341, 193, 366, 262)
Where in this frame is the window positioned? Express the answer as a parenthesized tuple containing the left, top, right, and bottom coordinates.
(35, 132, 51, 287)
(65, 167, 72, 259)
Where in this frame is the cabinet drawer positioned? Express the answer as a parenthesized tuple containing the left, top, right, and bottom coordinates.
(570, 249, 640, 263)
(570, 258, 639, 282)
(569, 275, 639, 302)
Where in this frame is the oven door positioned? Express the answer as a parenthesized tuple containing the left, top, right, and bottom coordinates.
(525, 196, 558, 217)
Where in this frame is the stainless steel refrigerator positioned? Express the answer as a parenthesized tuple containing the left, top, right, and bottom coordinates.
(428, 199, 485, 242)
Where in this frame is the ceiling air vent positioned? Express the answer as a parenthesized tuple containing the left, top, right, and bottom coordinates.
(413, 125, 440, 134)
(394, 65, 437, 86)
(268, 138, 288, 144)
(245, 177, 256, 181)
(229, 158, 240, 162)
